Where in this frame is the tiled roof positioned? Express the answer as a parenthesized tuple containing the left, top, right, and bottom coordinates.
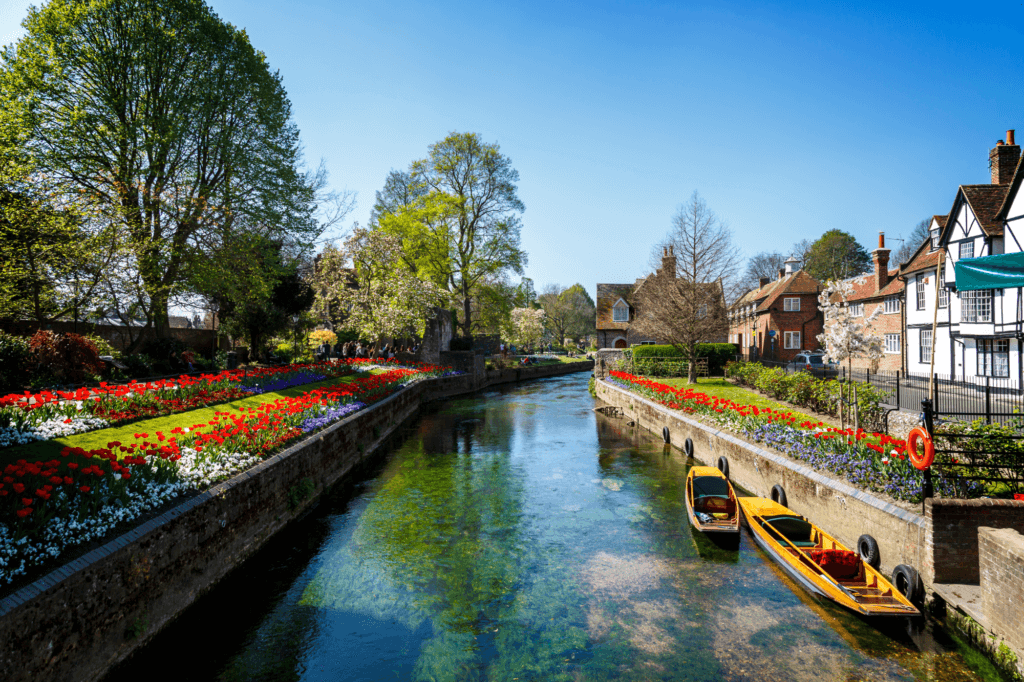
(901, 246, 943, 276)
(730, 287, 761, 309)
(961, 184, 1010, 236)
(756, 270, 823, 312)
(596, 283, 634, 330)
(996, 156, 1024, 221)
(842, 268, 902, 302)
(933, 214, 948, 228)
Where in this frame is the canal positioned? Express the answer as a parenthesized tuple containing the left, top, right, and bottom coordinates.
(104, 372, 1002, 681)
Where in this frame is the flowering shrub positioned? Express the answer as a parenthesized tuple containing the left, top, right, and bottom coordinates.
(606, 371, 980, 504)
(0, 361, 460, 585)
(29, 330, 103, 384)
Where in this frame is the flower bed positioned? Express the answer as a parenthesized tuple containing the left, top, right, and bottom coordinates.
(0, 358, 452, 450)
(606, 371, 980, 505)
(0, 362, 458, 586)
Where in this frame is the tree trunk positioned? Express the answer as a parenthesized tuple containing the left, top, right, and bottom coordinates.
(462, 285, 472, 337)
(687, 343, 697, 384)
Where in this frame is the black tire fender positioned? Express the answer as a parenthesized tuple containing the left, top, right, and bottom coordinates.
(717, 456, 730, 479)
(892, 564, 923, 605)
(857, 534, 881, 569)
(770, 484, 788, 508)
(662, 426, 670, 444)
(683, 438, 694, 457)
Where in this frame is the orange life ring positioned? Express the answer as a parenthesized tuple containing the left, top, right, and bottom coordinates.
(906, 427, 935, 470)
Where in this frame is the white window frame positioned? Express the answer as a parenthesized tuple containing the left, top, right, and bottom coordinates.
(961, 289, 993, 323)
(884, 296, 900, 314)
(920, 329, 933, 363)
(784, 331, 801, 349)
(978, 339, 1010, 378)
(960, 240, 974, 260)
(916, 275, 926, 310)
(938, 268, 948, 309)
(612, 299, 629, 322)
(849, 303, 864, 317)
(885, 333, 900, 354)
(930, 228, 940, 250)
(783, 297, 800, 311)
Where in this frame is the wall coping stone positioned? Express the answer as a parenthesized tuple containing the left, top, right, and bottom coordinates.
(600, 377, 925, 528)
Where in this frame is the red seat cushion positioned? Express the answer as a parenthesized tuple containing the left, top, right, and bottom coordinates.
(810, 549, 860, 580)
(694, 496, 735, 515)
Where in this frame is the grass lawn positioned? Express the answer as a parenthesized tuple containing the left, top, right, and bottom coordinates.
(648, 376, 825, 425)
(1, 374, 362, 467)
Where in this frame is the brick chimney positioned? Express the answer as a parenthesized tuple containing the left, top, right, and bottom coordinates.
(778, 268, 785, 281)
(758, 276, 770, 288)
(990, 130, 1020, 185)
(661, 245, 676, 279)
(872, 232, 890, 292)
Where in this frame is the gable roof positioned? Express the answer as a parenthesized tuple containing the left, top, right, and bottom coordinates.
(757, 270, 821, 311)
(840, 268, 903, 303)
(959, 184, 1010, 237)
(596, 283, 634, 330)
(900, 236, 944, 276)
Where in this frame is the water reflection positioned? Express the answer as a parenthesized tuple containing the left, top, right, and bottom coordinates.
(103, 373, 1002, 682)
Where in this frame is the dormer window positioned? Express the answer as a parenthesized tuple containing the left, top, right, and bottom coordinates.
(612, 299, 629, 322)
(930, 227, 940, 250)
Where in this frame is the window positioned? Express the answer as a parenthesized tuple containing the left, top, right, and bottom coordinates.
(885, 334, 901, 354)
(612, 302, 629, 322)
(697, 304, 708, 318)
(916, 276, 926, 310)
(978, 339, 1010, 377)
(930, 227, 940, 250)
(920, 329, 933, 363)
(783, 297, 800, 311)
(938, 268, 948, 308)
(884, 296, 900, 314)
(784, 331, 801, 349)
(961, 289, 993, 323)
(849, 303, 864, 317)
(960, 241, 974, 260)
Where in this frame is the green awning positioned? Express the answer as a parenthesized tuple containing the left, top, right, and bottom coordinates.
(954, 252, 1024, 291)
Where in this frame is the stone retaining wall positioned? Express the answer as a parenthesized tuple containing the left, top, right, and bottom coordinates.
(595, 378, 926, 579)
(0, 361, 592, 682)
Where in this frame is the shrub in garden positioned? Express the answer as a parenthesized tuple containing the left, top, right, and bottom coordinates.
(85, 334, 121, 359)
(143, 337, 190, 375)
(633, 343, 737, 375)
(29, 330, 102, 384)
(0, 332, 31, 393)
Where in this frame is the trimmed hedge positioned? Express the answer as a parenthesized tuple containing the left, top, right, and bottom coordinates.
(632, 343, 737, 375)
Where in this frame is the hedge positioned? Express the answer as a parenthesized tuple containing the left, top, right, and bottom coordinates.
(632, 343, 737, 375)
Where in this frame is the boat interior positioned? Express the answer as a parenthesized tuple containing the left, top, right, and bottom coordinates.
(690, 475, 737, 524)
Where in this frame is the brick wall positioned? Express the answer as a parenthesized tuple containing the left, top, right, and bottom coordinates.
(923, 499, 1024, 586)
(0, 320, 230, 354)
(979, 527, 1024, 663)
(821, 298, 903, 372)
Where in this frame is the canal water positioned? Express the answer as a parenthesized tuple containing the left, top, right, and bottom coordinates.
(104, 372, 1002, 682)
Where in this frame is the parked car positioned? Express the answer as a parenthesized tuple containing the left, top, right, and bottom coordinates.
(786, 352, 836, 373)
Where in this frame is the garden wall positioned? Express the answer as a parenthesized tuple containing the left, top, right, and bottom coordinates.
(595, 378, 927, 579)
(979, 527, 1024, 672)
(925, 499, 1024, 586)
(0, 360, 592, 682)
(0, 320, 230, 354)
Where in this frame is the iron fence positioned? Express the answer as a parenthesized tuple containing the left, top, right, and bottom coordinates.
(743, 359, 1024, 424)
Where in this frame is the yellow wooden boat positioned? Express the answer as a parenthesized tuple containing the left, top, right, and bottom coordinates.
(738, 497, 920, 617)
(684, 466, 740, 535)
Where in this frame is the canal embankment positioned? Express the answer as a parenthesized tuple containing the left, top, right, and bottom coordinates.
(0, 359, 592, 682)
(595, 375, 1024, 680)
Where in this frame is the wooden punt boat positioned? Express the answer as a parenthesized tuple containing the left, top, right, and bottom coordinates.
(684, 466, 740, 535)
(738, 497, 920, 617)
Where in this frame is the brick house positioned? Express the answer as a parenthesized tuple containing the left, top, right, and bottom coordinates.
(821, 233, 905, 371)
(728, 256, 824, 362)
(596, 246, 726, 348)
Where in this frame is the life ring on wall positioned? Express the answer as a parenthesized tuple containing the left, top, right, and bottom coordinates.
(906, 427, 935, 471)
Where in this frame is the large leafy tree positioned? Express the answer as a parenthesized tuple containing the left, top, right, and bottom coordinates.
(803, 230, 871, 283)
(0, 0, 324, 337)
(538, 283, 595, 344)
(372, 133, 527, 337)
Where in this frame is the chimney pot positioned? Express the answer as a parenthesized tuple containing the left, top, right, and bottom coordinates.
(990, 136, 1021, 184)
(1009, 130, 1016, 146)
(758, 276, 769, 288)
(998, 140, 1005, 146)
(879, 232, 885, 248)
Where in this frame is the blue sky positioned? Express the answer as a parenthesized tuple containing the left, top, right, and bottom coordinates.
(3, 0, 1024, 301)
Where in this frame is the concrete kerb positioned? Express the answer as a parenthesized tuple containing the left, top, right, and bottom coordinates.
(595, 377, 927, 581)
(0, 360, 592, 682)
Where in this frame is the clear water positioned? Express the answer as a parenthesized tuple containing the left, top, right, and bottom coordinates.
(104, 373, 1003, 681)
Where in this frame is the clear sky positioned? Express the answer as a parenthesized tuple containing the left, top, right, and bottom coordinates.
(3, 0, 1024, 301)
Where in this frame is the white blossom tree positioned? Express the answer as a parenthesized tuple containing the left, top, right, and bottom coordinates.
(312, 227, 449, 352)
(817, 278, 883, 374)
(504, 307, 545, 351)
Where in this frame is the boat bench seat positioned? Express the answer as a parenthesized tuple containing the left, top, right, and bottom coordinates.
(760, 515, 816, 547)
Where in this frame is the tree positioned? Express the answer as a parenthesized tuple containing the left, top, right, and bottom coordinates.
(0, 0, 329, 338)
(537, 283, 595, 345)
(504, 308, 545, 350)
(372, 133, 528, 337)
(891, 218, 931, 266)
(817, 278, 883, 374)
(631, 192, 738, 383)
(742, 239, 816, 293)
(803, 230, 871, 283)
(312, 227, 448, 351)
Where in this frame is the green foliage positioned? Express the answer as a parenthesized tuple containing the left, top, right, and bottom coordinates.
(0, 331, 31, 392)
(632, 343, 737, 375)
(804, 229, 871, 283)
(85, 334, 120, 360)
(729, 361, 886, 429)
(588, 375, 596, 397)
(288, 478, 315, 510)
(935, 417, 1024, 496)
